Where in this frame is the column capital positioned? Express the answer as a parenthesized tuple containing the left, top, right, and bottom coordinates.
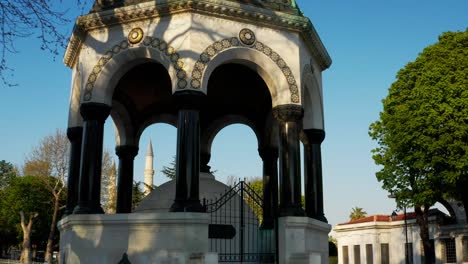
(304, 128, 325, 144)
(80, 103, 111, 122)
(67, 126, 83, 141)
(173, 90, 207, 110)
(273, 104, 303, 122)
(258, 147, 279, 161)
(115, 145, 139, 159)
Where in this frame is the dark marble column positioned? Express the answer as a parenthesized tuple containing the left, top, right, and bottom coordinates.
(170, 91, 205, 212)
(200, 152, 211, 173)
(73, 103, 111, 214)
(115, 145, 139, 213)
(64, 127, 83, 216)
(304, 129, 327, 222)
(259, 147, 279, 229)
(273, 105, 305, 217)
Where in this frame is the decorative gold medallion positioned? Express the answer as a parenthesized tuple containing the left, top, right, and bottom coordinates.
(239, 28, 256, 46)
(128, 28, 144, 44)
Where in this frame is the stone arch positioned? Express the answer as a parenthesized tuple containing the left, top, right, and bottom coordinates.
(68, 67, 83, 128)
(83, 37, 188, 105)
(110, 100, 135, 146)
(135, 114, 178, 145)
(191, 36, 300, 105)
(201, 115, 261, 156)
(302, 63, 324, 130)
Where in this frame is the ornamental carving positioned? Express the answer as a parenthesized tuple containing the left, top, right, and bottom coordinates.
(83, 36, 187, 101)
(272, 104, 303, 122)
(128, 28, 144, 44)
(191, 30, 300, 103)
(239, 28, 256, 46)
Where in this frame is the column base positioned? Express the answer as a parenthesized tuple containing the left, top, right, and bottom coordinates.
(63, 208, 74, 217)
(314, 213, 328, 223)
(260, 218, 275, 230)
(58, 213, 216, 264)
(278, 216, 331, 264)
(170, 200, 205, 213)
(279, 204, 305, 217)
(73, 203, 104, 214)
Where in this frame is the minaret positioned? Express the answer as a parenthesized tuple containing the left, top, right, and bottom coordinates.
(144, 139, 154, 195)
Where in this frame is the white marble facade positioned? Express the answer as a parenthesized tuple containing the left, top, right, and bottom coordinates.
(66, 0, 331, 137)
(333, 208, 468, 264)
(62, 1, 332, 263)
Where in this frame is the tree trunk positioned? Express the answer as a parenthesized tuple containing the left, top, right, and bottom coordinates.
(19, 211, 37, 264)
(415, 205, 434, 264)
(45, 194, 60, 263)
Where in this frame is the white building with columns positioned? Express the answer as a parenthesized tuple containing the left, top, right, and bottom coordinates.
(334, 204, 468, 264)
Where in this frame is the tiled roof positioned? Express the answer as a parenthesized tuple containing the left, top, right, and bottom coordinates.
(338, 212, 417, 225)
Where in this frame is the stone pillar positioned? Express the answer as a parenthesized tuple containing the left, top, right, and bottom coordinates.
(170, 91, 205, 212)
(73, 103, 111, 214)
(258, 147, 278, 229)
(273, 104, 305, 217)
(64, 127, 83, 216)
(116, 145, 139, 213)
(303, 129, 327, 222)
(434, 238, 443, 264)
(455, 235, 463, 264)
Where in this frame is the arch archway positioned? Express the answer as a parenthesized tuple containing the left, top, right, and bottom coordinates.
(192, 39, 300, 105)
(83, 40, 187, 105)
(302, 64, 324, 130)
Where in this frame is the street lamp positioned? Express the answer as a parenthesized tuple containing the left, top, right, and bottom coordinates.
(389, 195, 409, 264)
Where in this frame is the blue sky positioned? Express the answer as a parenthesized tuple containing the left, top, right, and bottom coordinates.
(0, 0, 467, 226)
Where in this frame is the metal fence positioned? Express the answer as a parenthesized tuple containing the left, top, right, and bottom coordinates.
(204, 181, 276, 263)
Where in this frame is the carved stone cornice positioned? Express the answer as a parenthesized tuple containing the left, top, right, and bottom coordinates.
(272, 104, 303, 122)
(304, 128, 325, 144)
(115, 145, 139, 159)
(64, 0, 331, 70)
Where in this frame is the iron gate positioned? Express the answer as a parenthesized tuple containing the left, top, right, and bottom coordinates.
(203, 181, 277, 263)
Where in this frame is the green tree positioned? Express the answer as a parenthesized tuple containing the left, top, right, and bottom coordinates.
(369, 29, 468, 263)
(0, 160, 17, 190)
(349, 207, 367, 221)
(132, 181, 145, 211)
(0, 176, 54, 263)
(0, 160, 18, 256)
(161, 156, 216, 180)
(161, 157, 176, 180)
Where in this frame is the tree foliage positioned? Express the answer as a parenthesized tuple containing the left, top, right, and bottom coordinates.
(103, 161, 117, 214)
(22, 130, 114, 262)
(370, 29, 468, 209)
(161, 157, 176, 180)
(132, 181, 145, 211)
(0, 160, 17, 190)
(369, 29, 468, 263)
(161, 156, 217, 180)
(349, 207, 367, 221)
(0, 176, 54, 256)
(23, 129, 68, 263)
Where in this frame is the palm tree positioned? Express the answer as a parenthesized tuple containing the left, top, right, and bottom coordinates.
(349, 207, 367, 221)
